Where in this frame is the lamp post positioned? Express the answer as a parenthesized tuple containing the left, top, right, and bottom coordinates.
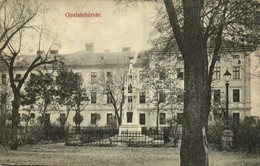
(223, 69, 231, 128)
(222, 69, 233, 150)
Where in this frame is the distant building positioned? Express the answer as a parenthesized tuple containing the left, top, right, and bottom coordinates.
(0, 45, 253, 129)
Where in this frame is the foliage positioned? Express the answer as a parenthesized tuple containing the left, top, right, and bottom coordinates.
(0, 0, 61, 150)
(105, 115, 117, 128)
(73, 113, 84, 126)
(236, 117, 260, 150)
(56, 69, 89, 127)
(159, 0, 259, 165)
(207, 116, 225, 148)
(21, 71, 58, 119)
(81, 127, 119, 143)
(140, 52, 183, 130)
(90, 66, 127, 126)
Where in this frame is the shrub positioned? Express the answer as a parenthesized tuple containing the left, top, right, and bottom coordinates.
(81, 127, 118, 143)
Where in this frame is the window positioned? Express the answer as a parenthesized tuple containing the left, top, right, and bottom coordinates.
(213, 90, 221, 103)
(91, 113, 100, 125)
(139, 92, 146, 103)
(107, 95, 112, 104)
(15, 74, 21, 82)
(233, 89, 240, 102)
(233, 113, 240, 125)
(44, 113, 50, 124)
(1, 74, 6, 85)
(159, 71, 166, 80)
(91, 114, 96, 124)
(18, 113, 21, 124)
(128, 96, 132, 103)
(127, 112, 133, 123)
(177, 113, 183, 124)
(233, 55, 240, 59)
(177, 54, 183, 61)
(213, 67, 221, 80)
(107, 113, 113, 123)
(91, 72, 97, 84)
(139, 113, 145, 125)
(128, 84, 132, 93)
(30, 73, 36, 78)
(177, 94, 184, 103)
(30, 113, 35, 119)
(128, 96, 132, 110)
(1, 93, 7, 104)
(159, 113, 166, 125)
(233, 66, 240, 79)
(139, 71, 144, 82)
(107, 72, 113, 83)
(91, 92, 97, 104)
(60, 113, 66, 125)
(45, 73, 51, 77)
(30, 113, 35, 124)
(21, 113, 29, 122)
(159, 91, 166, 103)
(177, 68, 184, 79)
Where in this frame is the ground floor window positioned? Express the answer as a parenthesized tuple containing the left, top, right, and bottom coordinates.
(233, 113, 240, 126)
(139, 113, 145, 125)
(91, 113, 100, 125)
(107, 113, 113, 123)
(60, 113, 66, 125)
(177, 113, 183, 124)
(127, 112, 133, 123)
(159, 113, 166, 125)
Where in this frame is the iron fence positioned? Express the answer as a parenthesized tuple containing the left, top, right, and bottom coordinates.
(65, 128, 171, 147)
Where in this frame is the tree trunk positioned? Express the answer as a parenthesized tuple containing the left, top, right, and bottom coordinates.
(180, 53, 209, 166)
(10, 94, 20, 150)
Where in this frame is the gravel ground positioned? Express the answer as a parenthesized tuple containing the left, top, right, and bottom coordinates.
(0, 143, 259, 166)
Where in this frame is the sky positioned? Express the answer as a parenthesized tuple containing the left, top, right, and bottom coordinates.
(20, 0, 260, 117)
(29, 0, 155, 54)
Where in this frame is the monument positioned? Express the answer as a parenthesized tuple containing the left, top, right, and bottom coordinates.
(119, 58, 142, 134)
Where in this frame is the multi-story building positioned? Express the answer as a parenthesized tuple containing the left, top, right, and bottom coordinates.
(0, 44, 252, 129)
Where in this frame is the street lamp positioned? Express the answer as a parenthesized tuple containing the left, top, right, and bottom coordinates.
(222, 69, 233, 150)
(223, 70, 231, 128)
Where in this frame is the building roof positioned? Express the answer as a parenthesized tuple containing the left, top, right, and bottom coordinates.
(13, 50, 136, 70)
(60, 50, 134, 69)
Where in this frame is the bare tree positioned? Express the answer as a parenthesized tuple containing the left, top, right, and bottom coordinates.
(0, 0, 61, 150)
(90, 62, 128, 126)
(117, 0, 259, 165)
(140, 52, 183, 131)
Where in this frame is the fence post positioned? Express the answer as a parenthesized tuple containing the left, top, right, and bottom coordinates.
(128, 139, 131, 146)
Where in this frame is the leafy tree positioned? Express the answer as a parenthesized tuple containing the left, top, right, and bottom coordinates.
(0, 0, 61, 150)
(56, 69, 89, 130)
(21, 71, 58, 126)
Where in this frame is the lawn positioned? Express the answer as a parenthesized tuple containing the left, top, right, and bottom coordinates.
(0, 143, 259, 166)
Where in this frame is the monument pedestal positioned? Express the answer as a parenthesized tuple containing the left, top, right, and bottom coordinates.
(221, 129, 233, 150)
(119, 109, 142, 135)
(119, 125, 142, 135)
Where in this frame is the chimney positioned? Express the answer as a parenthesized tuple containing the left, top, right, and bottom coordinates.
(85, 43, 94, 53)
(37, 50, 45, 56)
(122, 47, 131, 52)
(50, 50, 58, 55)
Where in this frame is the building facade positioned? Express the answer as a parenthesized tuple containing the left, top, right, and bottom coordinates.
(0, 45, 252, 129)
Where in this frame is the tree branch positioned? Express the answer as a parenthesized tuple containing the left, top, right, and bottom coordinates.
(164, 0, 185, 55)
